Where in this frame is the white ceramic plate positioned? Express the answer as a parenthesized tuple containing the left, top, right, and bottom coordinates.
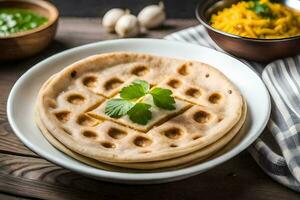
(7, 39, 271, 184)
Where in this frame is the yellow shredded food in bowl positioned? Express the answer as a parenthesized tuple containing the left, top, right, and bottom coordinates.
(210, 0, 300, 39)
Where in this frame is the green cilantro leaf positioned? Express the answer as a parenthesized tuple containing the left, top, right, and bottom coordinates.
(127, 103, 152, 125)
(133, 79, 150, 91)
(150, 88, 176, 110)
(105, 98, 134, 118)
(248, 1, 272, 18)
(104, 80, 177, 125)
(120, 80, 150, 100)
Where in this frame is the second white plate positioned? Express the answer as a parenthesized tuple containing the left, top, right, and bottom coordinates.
(7, 39, 271, 184)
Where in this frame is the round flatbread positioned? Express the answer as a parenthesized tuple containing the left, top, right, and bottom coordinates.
(37, 52, 244, 163)
(36, 71, 246, 170)
(35, 102, 246, 170)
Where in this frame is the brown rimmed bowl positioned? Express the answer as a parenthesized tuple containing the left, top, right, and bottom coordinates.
(0, 0, 59, 61)
(196, 0, 300, 62)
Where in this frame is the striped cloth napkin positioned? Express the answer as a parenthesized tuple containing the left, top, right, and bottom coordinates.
(165, 25, 300, 192)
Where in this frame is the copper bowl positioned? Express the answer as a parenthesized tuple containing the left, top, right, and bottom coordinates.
(196, 0, 300, 62)
(0, 0, 59, 61)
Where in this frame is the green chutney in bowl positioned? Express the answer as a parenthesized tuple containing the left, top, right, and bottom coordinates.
(0, 8, 48, 37)
(0, 0, 59, 61)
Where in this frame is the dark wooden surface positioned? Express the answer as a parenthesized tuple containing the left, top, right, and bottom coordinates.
(0, 18, 299, 200)
(49, 0, 202, 18)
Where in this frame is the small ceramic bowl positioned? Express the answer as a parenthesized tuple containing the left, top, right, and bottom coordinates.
(0, 0, 59, 61)
(196, 0, 300, 62)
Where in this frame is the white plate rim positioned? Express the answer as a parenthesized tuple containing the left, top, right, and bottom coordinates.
(7, 38, 271, 182)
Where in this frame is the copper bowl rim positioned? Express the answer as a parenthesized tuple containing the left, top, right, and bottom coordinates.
(0, 0, 59, 39)
(195, 0, 300, 43)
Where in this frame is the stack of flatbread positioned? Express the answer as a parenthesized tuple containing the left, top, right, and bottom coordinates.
(35, 52, 247, 172)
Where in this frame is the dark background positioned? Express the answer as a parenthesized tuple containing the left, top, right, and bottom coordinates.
(49, 0, 201, 18)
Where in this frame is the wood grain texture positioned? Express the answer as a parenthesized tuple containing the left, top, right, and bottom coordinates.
(0, 121, 37, 157)
(0, 192, 30, 200)
(0, 153, 299, 200)
(0, 18, 298, 200)
(56, 18, 198, 46)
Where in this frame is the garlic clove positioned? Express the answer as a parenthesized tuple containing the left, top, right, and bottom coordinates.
(102, 8, 126, 33)
(115, 14, 140, 38)
(137, 2, 166, 29)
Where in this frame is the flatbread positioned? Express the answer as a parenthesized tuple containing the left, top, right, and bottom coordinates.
(37, 52, 244, 163)
(36, 70, 246, 170)
(95, 101, 247, 169)
(35, 101, 246, 170)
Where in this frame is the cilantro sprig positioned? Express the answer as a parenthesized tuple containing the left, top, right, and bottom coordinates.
(127, 103, 152, 125)
(105, 99, 134, 118)
(105, 80, 176, 125)
(248, 0, 273, 18)
(150, 88, 176, 110)
(120, 80, 149, 100)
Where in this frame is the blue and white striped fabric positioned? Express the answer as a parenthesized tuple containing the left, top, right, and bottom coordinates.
(165, 25, 300, 192)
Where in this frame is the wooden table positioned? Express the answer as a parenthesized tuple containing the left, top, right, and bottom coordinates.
(0, 18, 299, 200)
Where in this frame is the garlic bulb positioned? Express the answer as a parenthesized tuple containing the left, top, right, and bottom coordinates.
(102, 8, 126, 32)
(138, 2, 166, 29)
(115, 14, 140, 38)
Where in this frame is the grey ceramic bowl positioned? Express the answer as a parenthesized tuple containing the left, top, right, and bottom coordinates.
(196, 0, 300, 62)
